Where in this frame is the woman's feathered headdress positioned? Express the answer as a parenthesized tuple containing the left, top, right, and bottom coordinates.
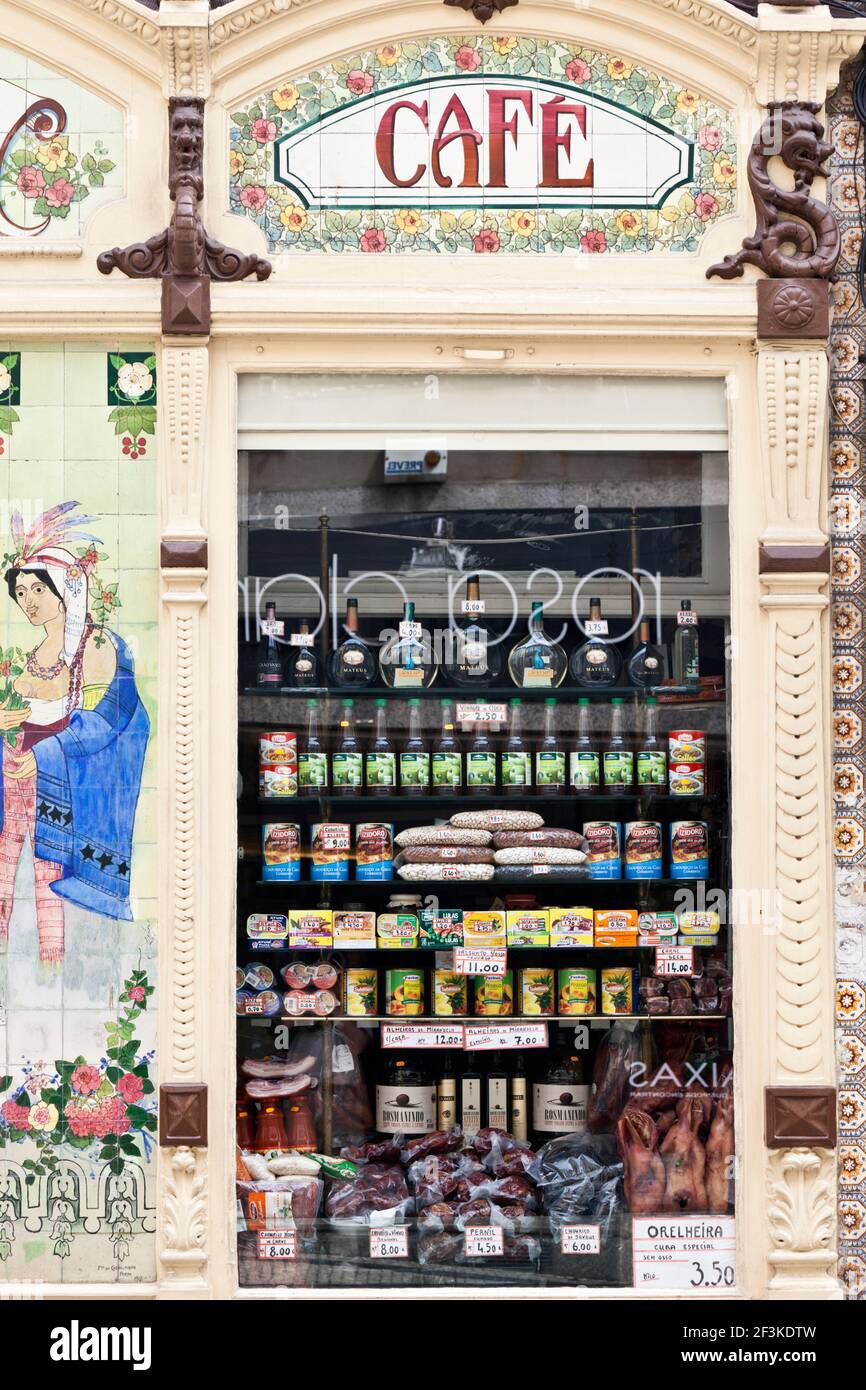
(7, 502, 103, 666)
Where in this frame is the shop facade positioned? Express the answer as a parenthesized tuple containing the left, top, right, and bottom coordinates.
(0, 0, 863, 1300)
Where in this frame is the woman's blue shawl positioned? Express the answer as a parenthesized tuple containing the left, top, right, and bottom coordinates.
(0, 632, 150, 921)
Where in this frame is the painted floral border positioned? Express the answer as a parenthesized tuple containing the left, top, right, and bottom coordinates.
(0, 134, 115, 229)
(228, 34, 737, 255)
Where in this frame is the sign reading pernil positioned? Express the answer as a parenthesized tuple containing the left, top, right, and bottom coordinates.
(229, 36, 737, 254)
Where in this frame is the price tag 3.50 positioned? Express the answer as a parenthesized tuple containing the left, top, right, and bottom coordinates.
(464, 1226, 504, 1258)
(464, 1022, 548, 1051)
(453, 947, 507, 977)
(370, 1226, 409, 1259)
(258, 1229, 296, 1261)
(655, 945, 695, 977)
(561, 1225, 601, 1256)
(632, 1216, 735, 1291)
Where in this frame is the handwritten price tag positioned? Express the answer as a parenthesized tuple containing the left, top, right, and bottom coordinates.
(398, 620, 422, 640)
(261, 620, 285, 637)
(585, 619, 609, 636)
(289, 632, 312, 646)
(258, 1230, 296, 1261)
(464, 1226, 504, 1258)
(561, 1224, 601, 1256)
(453, 947, 507, 977)
(677, 610, 698, 626)
(464, 1022, 548, 1051)
(655, 945, 695, 976)
(380, 1023, 464, 1049)
(370, 1226, 409, 1259)
(461, 599, 486, 614)
(632, 1216, 735, 1291)
(456, 702, 507, 724)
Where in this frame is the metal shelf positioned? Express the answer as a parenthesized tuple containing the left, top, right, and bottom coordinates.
(271, 1013, 727, 1025)
(243, 684, 712, 702)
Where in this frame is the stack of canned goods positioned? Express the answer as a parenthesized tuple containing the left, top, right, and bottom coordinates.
(261, 821, 394, 882)
(259, 730, 298, 800)
(668, 729, 706, 797)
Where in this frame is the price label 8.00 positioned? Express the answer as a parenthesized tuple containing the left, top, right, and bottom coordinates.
(258, 1229, 296, 1261)
(370, 1226, 409, 1259)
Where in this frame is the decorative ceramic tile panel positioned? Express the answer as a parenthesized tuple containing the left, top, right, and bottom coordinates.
(0, 344, 157, 1284)
(228, 34, 737, 255)
(828, 65, 866, 1301)
(0, 47, 122, 242)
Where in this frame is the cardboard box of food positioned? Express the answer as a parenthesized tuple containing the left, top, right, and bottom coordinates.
(548, 907, 594, 948)
(332, 910, 377, 949)
(419, 908, 463, 949)
(463, 909, 506, 949)
(506, 909, 550, 948)
(377, 912, 419, 949)
(288, 909, 333, 949)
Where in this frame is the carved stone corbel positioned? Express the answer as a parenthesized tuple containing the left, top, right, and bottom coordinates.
(766, 1149, 838, 1298)
(443, 0, 518, 22)
(160, 0, 210, 101)
(158, 1146, 208, 1290)
(98, 99, 270, 334)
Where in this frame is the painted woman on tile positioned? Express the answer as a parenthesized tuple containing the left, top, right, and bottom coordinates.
(0, 503, 149, 961)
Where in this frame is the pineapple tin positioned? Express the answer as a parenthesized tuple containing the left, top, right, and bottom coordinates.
(518, 967, 555, 1016)
(344, 968, 379, 1017)
(601, 967, 639, 1015)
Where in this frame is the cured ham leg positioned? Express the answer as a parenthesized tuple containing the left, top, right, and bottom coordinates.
(660, 1095, 707, 1213)
(705, 1095, 735, 1214)
(617, 1109, 665, 1215)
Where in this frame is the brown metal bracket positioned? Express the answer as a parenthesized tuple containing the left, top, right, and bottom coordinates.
(98, 99, 271, 335)
(759, 542, 831, 574)
(443, 0, 519, 23)
(159, 1082, 208, 1147)
(765, 1086, 837, 1148)
(757, 278, 830, 338)
(161, 538, 208, 568)
(708, 103, 838, 282)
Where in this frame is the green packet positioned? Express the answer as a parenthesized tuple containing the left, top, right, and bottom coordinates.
(309, 1153, 358, 1181)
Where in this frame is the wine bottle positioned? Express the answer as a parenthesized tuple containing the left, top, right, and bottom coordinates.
(486, 1052, 509, 1132)
(256, 600, 284, 688)
(531, 1048, 589, 1145)
(501, 697, 532, 796)
(376, 1056, 435, 1136)
(437, 1054, 458, 1132)
(627, 619, 665, 688)
(570, 697, 600, 795)
(507, 600, 567, 689)
(328, 598, 376, 687)
(432, 699, 462, 794)
(534, 697, 566, 795)
(380, 601, 437, 689)
(332, 698, 363, 795)
(603, 697, 634, 795)
(569, 597, 622, 688)
(286, 619, 320, 689)
(511, 1056, 528, 1142)
(636, 695, 666, 789)
(400, 698, 430, 796)
(365, 698, 396, 795)
(460, 1061, 482, 1139)
(443, 574, 503, 686)
(299, 698, 328, 791)
(466, 700, 497, 795)
(673, 599, 700, 687)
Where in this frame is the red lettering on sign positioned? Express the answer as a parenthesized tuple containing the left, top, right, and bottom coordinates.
(540, 96, 593, 188)
(487, 89, 533, 188)
(375, 98, 429, 187)
(431, 94, 482, 189)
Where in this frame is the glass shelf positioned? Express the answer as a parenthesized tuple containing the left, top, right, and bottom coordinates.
(270, 1014, 727, 1025)
(243, 684, 714, 702)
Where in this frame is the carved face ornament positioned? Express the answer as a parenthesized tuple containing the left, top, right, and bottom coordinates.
(170, 103, 203, 179)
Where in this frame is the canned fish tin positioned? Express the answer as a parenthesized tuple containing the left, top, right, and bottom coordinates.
(473, 971, 514, 1016)
(669, 730, 706, 763)
(246, 913, 288, 948)
(259, 763, 298, 799)
(311, 822, 351, 881)
(377, 913, 419, 949)
(419, 908, 463, 949)
(355, 823, 394, 881)
(558, 968, 597, 1016)
(433, 970, 468, 1016)
(344, 968, 379, 1017)
(244, 962, 276, 991)
(601, 967, 638, 1015)
(262, 823, 301, 881)
(669, 762, 705, 797)
(582, 822, 622, 879)
(333, 910, 377, 948)
(518, 967, 555, 1016)
(259, 731, 297, 766)
(385, 969, 425, 1016)
(670, 821, 710, 878)
(624, 821, 663, 880)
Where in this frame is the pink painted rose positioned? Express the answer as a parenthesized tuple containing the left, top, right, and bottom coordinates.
(566, 57, 591, 85)
(71, 1063, 102, 1096)
(127, 985, 146, 1003)
(100, 1095, 132, 1136)
(698, 124, 722, 152)
(117, 1073, 144, 1104)
(473, 229, 500, 254)
(455, 45, 482, 72)
(45, 178, 74, 208)
(239, 184, 266, 211)
(581, 230, 608, 253)
(1, 1100, 30, 1130)
(347, 69, 374, 96)
(694, 192, 719, 221)
(251, 118, 277, 144)
(17, 165, 45, 198)
(360, 227, 386, 253)
(0, 660, 9, 678)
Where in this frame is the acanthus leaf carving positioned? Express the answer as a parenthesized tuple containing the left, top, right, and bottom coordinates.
(159, 1146, 208, 1283)
(766, 1147, 835, 1255)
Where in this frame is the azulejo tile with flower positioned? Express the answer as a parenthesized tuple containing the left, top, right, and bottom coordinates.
(107, 351, 157, 461)
(227, 34, 737, 256)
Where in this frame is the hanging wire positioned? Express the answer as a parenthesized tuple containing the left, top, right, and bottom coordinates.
(260, 520, 706, 544)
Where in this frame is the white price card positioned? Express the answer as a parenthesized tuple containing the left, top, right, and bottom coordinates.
(561, 1225, 601, 1256)
(289, 632, 312, 646)
(258, 1229, 297, 1261)
(655, 945, 695, 976)
(464, 1226, 504, 1258)
(461, 599, 486, 614)
(380, 1023, 465, 1049)
(398, 620, 422, 639)
(632, 1217, 735, 1291)
(453, 947, 507, 977)
(677, 609, 698, 626)
(464, 1022, 548, 1051)
(370, 1226, 409, 1259)
(456, 702, 507, 724)
(585, 619, 609, 636)
(243, 997, 264, 1015)
(261, 619, 285, 637)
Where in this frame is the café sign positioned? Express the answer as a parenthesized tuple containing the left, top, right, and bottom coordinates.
(275, 74, 694, 211)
